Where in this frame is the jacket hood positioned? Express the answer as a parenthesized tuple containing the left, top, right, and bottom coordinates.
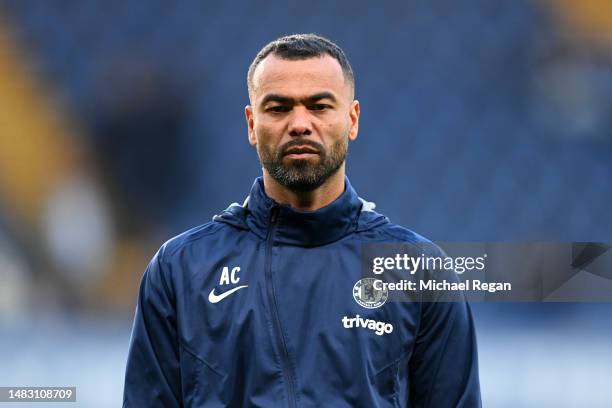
(213, 177, 388, 246)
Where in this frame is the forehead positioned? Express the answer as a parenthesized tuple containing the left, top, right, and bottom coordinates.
(251, 54, 349, 101)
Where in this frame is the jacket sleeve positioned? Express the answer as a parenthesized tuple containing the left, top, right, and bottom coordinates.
(408, 276, 482, 407)
(123, 249, 182, 407)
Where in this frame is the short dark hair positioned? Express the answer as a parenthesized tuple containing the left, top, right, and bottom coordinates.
(247, 33, 355, 99)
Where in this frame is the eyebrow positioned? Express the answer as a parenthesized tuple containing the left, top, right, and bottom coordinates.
(261, 91, 337, 106)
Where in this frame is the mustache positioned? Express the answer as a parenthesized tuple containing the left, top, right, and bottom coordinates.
(280, 139, 325, 156)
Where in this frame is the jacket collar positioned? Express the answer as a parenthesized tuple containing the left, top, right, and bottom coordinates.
(244, 177, 363, 247)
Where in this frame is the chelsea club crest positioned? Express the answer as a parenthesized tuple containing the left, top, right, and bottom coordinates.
(353, 278, 388, 309)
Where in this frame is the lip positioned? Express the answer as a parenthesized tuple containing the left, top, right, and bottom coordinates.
(284, 145, 319, 155)
(284, 152, 319, 159)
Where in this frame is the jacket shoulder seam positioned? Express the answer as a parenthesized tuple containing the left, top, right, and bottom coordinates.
(163, 222, 231, 259)
(378, 227, 430, 249)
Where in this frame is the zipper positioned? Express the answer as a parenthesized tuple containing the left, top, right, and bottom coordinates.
(265, 206, 298, 408)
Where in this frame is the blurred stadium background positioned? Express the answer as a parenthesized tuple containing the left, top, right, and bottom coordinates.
(0, 0, 611, 406)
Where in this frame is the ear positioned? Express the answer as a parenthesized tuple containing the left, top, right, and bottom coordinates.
(348, 100, 360, 141)
(245, 105, 257, 146)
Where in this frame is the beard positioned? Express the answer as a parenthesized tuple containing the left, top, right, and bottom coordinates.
(258, 137, 348, 192)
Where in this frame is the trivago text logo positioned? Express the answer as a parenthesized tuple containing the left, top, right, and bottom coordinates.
(342, 315, 394, 336)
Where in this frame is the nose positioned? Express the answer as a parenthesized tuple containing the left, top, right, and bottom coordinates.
(288, 106, 312, 137)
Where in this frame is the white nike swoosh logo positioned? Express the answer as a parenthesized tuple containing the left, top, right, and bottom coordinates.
(208, 285, 248, 303)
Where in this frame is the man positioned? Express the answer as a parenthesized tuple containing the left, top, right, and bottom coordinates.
(123, 34, 481, 407)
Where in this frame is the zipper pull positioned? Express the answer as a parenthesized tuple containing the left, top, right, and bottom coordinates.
(270, 206, 279, 224)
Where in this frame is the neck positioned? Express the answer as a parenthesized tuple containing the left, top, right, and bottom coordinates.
(262, 165, 346, 212)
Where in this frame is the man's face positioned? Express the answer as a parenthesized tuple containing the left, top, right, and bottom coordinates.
(245, 54, 359, 192)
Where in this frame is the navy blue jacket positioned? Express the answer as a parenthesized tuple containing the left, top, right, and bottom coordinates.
(123, 177, 481, 407)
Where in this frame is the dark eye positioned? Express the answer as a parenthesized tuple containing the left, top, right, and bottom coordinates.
(310, 104, 330, 111)
(266, 106, 290, 113)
